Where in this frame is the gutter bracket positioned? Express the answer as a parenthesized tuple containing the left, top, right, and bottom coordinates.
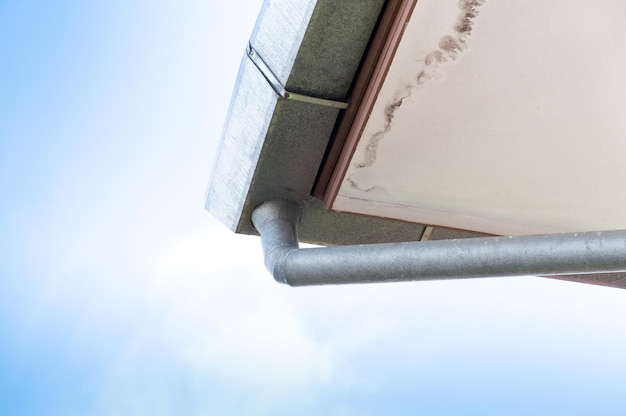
(247, 43, 349, 109)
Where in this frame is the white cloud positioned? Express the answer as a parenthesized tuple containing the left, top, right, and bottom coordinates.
(146, 223, 335, 394)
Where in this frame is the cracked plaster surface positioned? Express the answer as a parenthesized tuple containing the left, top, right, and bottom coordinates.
(336, 0, 626, 235)
(352, 0, 486, 171)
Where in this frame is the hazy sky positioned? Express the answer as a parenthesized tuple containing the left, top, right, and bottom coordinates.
(2, 1, 626, 415)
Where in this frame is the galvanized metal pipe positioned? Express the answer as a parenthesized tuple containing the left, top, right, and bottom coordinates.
(251, 199, 626, 286)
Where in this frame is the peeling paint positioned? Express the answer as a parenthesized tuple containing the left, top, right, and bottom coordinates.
(424, 50, 446, 66)
(439, 35, 464, 53)
(346, 175, 378, 193)
(385, 97, 404, 124)
(338, 0, 626, 236)
(354, 0, 486, 169)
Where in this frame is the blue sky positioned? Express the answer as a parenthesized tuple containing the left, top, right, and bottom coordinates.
(2, 1, 626, 415)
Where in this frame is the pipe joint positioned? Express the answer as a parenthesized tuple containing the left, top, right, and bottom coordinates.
(251, 199, 301, 284)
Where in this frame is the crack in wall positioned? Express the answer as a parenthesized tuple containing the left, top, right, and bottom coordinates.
(354, 0, 486, 170)
(346, 175, 379, 193)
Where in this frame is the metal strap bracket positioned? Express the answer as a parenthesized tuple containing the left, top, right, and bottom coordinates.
(246, 43, 349, 110)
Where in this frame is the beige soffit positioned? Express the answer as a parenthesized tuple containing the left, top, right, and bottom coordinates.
(324, 0, 626, 236)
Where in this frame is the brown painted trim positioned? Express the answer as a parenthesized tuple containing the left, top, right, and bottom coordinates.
(312, 0, 418, 207)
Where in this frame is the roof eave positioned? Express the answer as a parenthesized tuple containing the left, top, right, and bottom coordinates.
(206, 0, 428, 245)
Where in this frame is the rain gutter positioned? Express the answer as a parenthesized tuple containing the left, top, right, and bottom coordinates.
(208, 1, 626, 289)
(205, 0, 428, 246)
(252, 199, 626, 286)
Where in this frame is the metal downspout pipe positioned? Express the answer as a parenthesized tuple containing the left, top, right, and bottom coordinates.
(251, 199, 626, 286)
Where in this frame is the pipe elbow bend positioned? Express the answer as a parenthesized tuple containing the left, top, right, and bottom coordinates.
(264, 245, 296, 284)
(251, 199, 301, 285)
